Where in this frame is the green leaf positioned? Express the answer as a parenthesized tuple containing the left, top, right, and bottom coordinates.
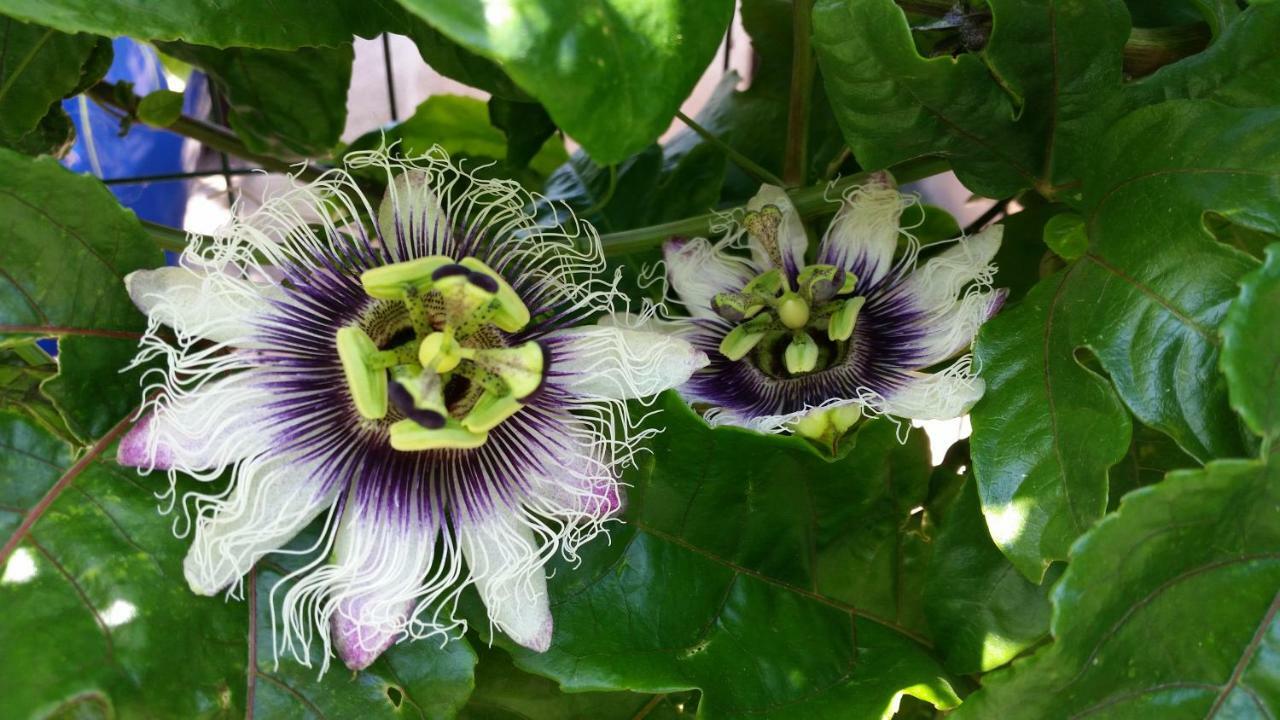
(0, 149, 161, 441)
(989, 202, 1061, 304)
(923, 479, 1058, 675)
(813, 0, 1129, 198)
(346, 95, 568, 189)
(394, 0, 735, 164)
(0, 16, 106, 153)
(973, 100, 1274, 579)
(0, 412, 248, 718)
(1221, 243, 1280, 444)
(488, 97, 557, 170)
(1107, 421, 1199, 508)
(402, 18, 527, 100)
(134, 89, 183, 127)
(953, 454, 1280, 719)
(503, 394, 959, 719)
(0, 0, 390, 49)
(459, 645, 696, 719)
(1042, 212, 1087, 261)
(157, 42, 354, 158)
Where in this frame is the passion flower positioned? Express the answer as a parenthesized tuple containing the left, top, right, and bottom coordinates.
(118, 148, 706, 671)
(661, 174, 1005, 436)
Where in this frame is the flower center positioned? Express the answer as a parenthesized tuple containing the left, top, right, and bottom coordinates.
(337, 256, 542, 452)
(712, 263, 866, 377)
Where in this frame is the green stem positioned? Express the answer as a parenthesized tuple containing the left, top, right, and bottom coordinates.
(599, 156, 949, 256)
(141, 220, 193, 253)
(675, 110, 787, 188)
(783, 0, 816, 187)
(86, 81, 328, 184)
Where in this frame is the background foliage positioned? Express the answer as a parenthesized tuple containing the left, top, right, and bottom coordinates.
(1, 0, 1277, 718)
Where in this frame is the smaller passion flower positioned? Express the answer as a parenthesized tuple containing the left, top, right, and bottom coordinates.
(118, 148, 706, 672)
(659, 174, 1006, 440)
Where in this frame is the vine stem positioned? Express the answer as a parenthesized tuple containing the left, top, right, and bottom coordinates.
(783, 0, 815, 187)
(675, 110, 786, 188)
(86, 81, 328, 184)
(598, 156, 949, 255)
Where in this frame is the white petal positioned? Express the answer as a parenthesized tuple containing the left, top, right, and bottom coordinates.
(662, 236, 755, 320)
(328, 494, 440, 671)
(117, 371, 274, 473)
(877, 366, 985, 421)
(818, 173, 906, 285)
(547, 325, 709, 400)
(124, 266, 282, 346)
(911, 288, 1008, 368)
(746, 184, 808, 277)
(378, 171, 446, 259)
(459, 506, 553, 652)
(899, 225, 1003, 314)
(183, 452, 341, 596)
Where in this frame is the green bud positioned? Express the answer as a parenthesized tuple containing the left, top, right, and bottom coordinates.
(777, 293, 811, 330)
(827, 296, 866, 342)
(389, 418, 488, 451)
(792, 410, 831, 441)
(784, 332, 819, 374)
(336, 326, 388, 420)
(830, 403, 863, 434)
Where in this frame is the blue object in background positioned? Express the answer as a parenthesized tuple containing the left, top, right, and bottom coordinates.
(62, 38, 190, 228)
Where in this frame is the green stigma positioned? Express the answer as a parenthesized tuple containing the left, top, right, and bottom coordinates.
(336, 255, 542, 451)
(713, 261, 866, 378)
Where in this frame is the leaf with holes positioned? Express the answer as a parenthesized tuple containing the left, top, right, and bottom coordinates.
(953, 454, 1280, 718)
(0, 148, 160, 441)
(497, 394, 958, 720)
(972, 100, 1273, 580)
(0, 15, 107, 153)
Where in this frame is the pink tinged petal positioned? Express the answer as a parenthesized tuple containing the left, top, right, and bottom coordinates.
(818, 173, 905, 284)
(327, 496, 441, 671)
(912, 288, 1009, 368)
(878, 368, 986, 422)
(746, 185, 808, 277)
(899, 225, 1004, 314)
(662, 236, 755, 320)
(183, 453, 342, 596)
(117, 371, 273, 472)
(124, 266, 283, 346)
(548, 326, 709, 400)
(459, 507, 554, 652)
(377, 171, 446, 260)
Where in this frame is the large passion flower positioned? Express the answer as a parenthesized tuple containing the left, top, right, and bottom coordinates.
(660, 174, 1005, 438)
(117, 149, 707, 671)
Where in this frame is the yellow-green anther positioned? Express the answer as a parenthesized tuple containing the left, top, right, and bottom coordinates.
(390, 365, 448, 417)
(792, 409, 831, 441)
(389, 418, 488, 451)
(827, 296, 865, 342)
(784, 332, 819, 374)
(336, 326, 388, 420)
(830, 404, 862, 434)
(743, 268, 784, 297)
(777, 293, 810, 329)
(435, 273, 496, 327)
(462, 392, 524, 433)
(720, 322, 768, 361)
(797, 264, 844, 304)
(418, 329, 463, 373)
(839, 272, 858, 295)
(360, 256, 452, 300)
(712, 292, 763, 323)
(460, 257, 529, 333)
(471, 341, 544, 399)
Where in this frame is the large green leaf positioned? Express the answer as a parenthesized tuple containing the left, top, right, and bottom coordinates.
(1221, 244, 1280, 445)
(953, 454, 1280, 718)
(923, 479, 1057, 675)
(0, 149, 160, 441)
(0, 16, 105, 153)
(0, 0, 390, 48)
(813, 0, 1129, 199)
(157, 42, 354, 159)
(501, 394, 958, 719)
(394, 0, 734, 164)
(972, 100, 1273, 579)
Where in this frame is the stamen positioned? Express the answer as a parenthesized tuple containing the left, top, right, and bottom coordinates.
(720, 315, 773, 361)
(337, 326, 388, 420)
(389, 418, 488, 451)
(827, 296, 865, 342)
(784, 332, 819, 374)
